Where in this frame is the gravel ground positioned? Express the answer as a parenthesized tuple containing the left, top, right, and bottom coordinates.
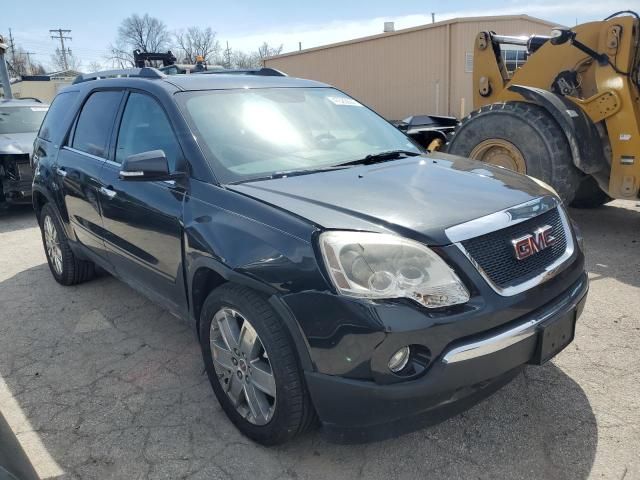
(0, 200, 638, 480)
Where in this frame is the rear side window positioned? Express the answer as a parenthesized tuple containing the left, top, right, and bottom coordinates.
(38, 91, 78, 141)
(72, 91, 122, 158)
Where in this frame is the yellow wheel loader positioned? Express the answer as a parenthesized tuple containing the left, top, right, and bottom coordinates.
(445, 11, 640, 207)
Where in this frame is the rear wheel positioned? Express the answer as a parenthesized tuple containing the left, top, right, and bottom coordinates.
(199, 284, 316, 445)
(570, 176, 612, 209)
(39, 203, 95, 285)
(447, 102, 582, 204)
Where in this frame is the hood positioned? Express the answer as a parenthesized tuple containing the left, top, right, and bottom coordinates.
(228, 153, 554, 245)
(0, 132, 37, 155)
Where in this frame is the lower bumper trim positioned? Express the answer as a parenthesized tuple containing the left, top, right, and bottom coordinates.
(442, 276, 588, 364)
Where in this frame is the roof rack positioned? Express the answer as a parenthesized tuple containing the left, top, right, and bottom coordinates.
(72, 67, 166, 84)
(201, 67, 287, 77)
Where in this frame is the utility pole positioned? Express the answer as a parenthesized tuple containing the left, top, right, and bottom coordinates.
(50, 28, 72, 70)
(224, 41, 232, 69)
(8, 28, 16, 65)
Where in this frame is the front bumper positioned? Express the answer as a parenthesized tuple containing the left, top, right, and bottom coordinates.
(304, 272, 588, 443)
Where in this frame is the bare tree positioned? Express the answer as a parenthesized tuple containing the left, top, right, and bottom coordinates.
(227, 42, 284, 69)
(7, 49, 28, 76)
(87, 61, 103, 73)
(50, 49, 82, 71)
(30, 63, 46, 75)
(231, 50, 256, 69)
(5, 46, 45, 76)
(175, 27, 220, 64)
(256, 42, 283, 61)
(109, 14, 170, 67)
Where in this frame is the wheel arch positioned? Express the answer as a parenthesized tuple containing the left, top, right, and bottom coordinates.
(188, 258, 314, 372)
(507, 85, 607, 176)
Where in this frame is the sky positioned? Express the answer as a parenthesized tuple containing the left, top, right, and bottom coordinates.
(3, 0, 639, 70)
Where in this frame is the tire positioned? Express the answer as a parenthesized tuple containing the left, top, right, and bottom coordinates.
(570, 176, 612, 209)
(39, 203, 95, 285)
(199, 284, 316, 445)
(447, 102, 582, 204)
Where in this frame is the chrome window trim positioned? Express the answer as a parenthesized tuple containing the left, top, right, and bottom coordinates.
(446, 196, 575, 297)
(62, 146, 107, 163)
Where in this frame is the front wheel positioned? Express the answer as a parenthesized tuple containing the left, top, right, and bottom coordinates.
(199, 284, 316, 445)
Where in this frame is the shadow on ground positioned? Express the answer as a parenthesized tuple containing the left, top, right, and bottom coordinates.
(0, 204, 37, 234)
(569, 200, 640, 289)
(0, 264, 597, 480)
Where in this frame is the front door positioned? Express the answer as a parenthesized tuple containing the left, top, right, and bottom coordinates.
(55, 90, 123, 259)
(99, 91, 187, 313)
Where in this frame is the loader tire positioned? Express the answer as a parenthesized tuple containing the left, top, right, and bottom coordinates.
(570, 176, 612, 209)
(447, 102, 582, 204)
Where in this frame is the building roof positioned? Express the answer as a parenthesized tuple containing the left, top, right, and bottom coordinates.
(19, 70, 82, 82)
(266, 14, 559, 61)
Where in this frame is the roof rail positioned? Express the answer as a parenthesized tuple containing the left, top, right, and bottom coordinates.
(72, 67, 166, 84)
(202, 67, 287, 77)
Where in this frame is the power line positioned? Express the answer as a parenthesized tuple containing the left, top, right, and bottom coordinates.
(49, 28, 72, 70)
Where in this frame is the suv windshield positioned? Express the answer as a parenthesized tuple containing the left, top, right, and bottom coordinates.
(0, 106, 48, 134)
(178, 87, 420, 183)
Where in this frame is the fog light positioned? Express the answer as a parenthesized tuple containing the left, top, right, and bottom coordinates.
(388, 346, 411, 373)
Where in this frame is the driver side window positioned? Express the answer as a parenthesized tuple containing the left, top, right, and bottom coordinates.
(115, 93, 182, 171)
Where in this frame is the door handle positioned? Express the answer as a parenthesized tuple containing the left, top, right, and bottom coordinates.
(100, 186, 117, 199)
(55, 167, 67, 177)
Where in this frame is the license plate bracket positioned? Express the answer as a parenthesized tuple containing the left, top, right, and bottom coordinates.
(532, 310, 577, 365)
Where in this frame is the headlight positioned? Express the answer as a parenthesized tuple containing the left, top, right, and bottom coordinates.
(319, 231, 470, 308)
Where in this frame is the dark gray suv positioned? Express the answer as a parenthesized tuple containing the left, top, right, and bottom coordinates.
(32, 67, 587, 444)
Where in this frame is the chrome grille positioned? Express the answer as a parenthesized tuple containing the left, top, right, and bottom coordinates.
(460, 207, 567, 289)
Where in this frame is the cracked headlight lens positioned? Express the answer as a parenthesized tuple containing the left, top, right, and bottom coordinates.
(319, 231, 469, 308)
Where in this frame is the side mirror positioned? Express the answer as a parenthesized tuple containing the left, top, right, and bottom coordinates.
(550, 28, 574, 46)
(119, 150, 177, 181)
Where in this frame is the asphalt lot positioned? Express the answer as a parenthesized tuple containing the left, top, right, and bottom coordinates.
(0, 200, 638, 480)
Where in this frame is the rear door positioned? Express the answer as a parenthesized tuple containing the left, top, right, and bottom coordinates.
(54, 90, 124, 258)
(99, 91, 187, 312)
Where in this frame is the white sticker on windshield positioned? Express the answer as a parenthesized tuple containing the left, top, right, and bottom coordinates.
(30, 107, 49, 112)
(327, 96, 363, 107)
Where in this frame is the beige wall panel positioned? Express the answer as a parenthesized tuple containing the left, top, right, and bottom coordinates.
(266, 17, 556, 120)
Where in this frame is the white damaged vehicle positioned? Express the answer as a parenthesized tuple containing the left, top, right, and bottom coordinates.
(0, 98, 48, 210)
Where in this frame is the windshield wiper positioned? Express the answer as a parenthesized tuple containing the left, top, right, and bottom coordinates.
(229, 165, 350, 184)
(334, 149, 421, 168)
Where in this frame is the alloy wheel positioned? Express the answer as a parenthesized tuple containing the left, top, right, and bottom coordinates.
(469, 138, 527, 173)
(210, 307, 277, 425)
(43, 215, 63, 275)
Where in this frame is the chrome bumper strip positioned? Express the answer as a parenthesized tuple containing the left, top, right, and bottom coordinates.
(442, 277, 588, 364)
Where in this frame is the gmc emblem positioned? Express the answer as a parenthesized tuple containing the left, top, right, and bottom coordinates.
(511, 225, 556, 260)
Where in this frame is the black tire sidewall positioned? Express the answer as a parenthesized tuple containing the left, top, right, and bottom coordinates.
(39, 204, 68, 283)
(448, 103, 581, 203)
(199, 285, 304, 445)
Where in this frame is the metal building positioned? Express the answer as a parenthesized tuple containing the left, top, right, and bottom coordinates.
(264, 15, 557, 120)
